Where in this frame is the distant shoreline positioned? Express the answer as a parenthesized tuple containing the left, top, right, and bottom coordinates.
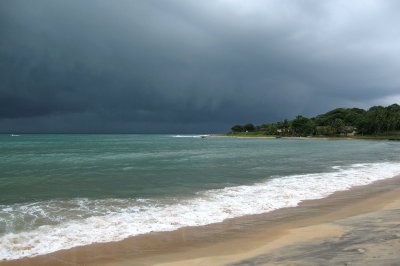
(210, 134, 331, 140)
(228, 104, 400, 139)
(210, 133, 400, 141)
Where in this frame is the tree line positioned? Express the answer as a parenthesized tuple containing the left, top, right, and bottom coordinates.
(230, 104, 400, 137)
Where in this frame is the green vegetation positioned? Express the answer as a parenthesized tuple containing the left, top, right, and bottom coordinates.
(229, 104, 400, 139)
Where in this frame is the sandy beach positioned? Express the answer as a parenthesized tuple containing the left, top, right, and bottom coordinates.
(209, 134, 356, 141)
(1, 175, 399, 266)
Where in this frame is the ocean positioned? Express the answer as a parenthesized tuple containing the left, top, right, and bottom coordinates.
(1, 134, 400, 260)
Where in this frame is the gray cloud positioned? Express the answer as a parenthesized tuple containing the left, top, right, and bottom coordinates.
(1, 0, 400, 133)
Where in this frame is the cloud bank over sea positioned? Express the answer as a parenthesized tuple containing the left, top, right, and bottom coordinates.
(1, 0, 400, 132)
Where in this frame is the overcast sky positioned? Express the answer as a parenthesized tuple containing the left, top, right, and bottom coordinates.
(1, 0, 400, 133)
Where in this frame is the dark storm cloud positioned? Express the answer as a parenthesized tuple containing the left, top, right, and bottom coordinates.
(1, 0, 400, 132)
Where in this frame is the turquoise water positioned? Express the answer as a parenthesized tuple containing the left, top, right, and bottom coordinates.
(1, 134, 400, 259)
(1, 134, 399, 204)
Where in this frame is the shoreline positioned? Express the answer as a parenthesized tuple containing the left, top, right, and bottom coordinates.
(2, 175, 400, 266)
(208, 134, 354, 140)
(208, 134, 400, 141)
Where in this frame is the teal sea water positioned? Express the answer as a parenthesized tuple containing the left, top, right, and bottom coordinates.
(1, 134, 400, 259)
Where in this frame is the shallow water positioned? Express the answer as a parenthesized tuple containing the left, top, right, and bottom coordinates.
(1, 134, 399, 259)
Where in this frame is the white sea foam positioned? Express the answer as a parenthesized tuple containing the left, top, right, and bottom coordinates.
(1, 162, 400, 260)
(172, 135, 209, 138)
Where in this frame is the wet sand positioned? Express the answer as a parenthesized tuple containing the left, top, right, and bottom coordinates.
(2, 176, 400, 266)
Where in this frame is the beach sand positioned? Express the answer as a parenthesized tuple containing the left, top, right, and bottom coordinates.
(2, 176, 400, 266)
